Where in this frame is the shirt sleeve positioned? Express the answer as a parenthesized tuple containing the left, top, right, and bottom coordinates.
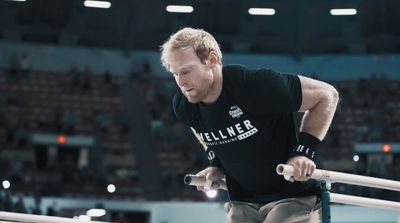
(235, 67, 302, 115)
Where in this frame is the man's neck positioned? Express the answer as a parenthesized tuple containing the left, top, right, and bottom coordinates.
(202, 65, 223, 104)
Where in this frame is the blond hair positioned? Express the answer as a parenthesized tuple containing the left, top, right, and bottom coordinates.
(160, 27, 222, 71)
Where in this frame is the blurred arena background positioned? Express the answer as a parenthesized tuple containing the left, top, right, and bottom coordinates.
(0, 0, 399, 222)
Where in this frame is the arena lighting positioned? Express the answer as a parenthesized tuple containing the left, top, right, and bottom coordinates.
(353, 155, 359, 162)
(56, 135, 67, 145)
(330, 9, 357, 16)
(166, 5, 194, 13)
(86, 209, 106, 217)
(84, 0, 111, 9)
(382, 144, 391, 153)
(205, 190, 218, 198)
(248, 8, 276, 16)
(2, 180, 10, 189)
(6, 0, 27, 2)
(107, 184, 116, 193)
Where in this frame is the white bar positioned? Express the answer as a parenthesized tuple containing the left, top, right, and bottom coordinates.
(276, 164, 400, 192)
(331, 193, 400, 211)
(184, 174, 227, 190)
(330, 9, 357, 16)
(0, 211, 111, 223)
(84, 0, 111, 9)
(166, 5, 194, 13)
(86, 209, 106, 217)
(248, 8, 275, 15)
(185, 169, 400, 212)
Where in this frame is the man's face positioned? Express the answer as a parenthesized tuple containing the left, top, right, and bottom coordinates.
(168, 47, 214, 103)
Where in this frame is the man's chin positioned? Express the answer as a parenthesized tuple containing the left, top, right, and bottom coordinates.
(186, 96, 201, 104)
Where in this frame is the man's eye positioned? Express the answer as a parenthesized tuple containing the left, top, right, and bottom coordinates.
(182, 69, 191, 75)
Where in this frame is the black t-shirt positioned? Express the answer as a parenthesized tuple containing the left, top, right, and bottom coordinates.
(173, 64, 319, 203)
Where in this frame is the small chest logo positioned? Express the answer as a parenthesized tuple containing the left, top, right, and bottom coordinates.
(207, 151, 215, 161)
(229, 105, 243, 118)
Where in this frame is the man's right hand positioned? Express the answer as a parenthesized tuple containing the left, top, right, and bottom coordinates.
(195, 167, 225, 192)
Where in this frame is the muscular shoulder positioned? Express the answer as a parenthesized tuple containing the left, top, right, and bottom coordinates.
(223, 64, 302, 113)
(223, 64, 282, 87)
(222, 65, 247, 87)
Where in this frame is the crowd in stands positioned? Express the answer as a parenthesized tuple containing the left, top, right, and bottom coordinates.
(0, 61, 140, 199)
(0, 57, 399, 218)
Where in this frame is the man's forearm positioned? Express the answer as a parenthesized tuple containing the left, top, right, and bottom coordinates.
(300, 89, 339, 140)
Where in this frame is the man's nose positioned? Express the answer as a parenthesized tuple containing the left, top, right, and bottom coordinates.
(176, 75, 187, 87)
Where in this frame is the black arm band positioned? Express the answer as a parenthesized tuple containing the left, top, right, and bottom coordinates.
(206, 148, 223, 168)
(290, 132, 321, 160)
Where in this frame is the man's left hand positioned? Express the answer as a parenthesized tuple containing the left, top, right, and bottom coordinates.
(286, 156, 316, 182)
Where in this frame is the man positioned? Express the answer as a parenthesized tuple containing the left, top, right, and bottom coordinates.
(160, 27, 339, 223)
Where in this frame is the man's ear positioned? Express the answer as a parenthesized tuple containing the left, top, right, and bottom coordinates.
(207, 51, 218, 66)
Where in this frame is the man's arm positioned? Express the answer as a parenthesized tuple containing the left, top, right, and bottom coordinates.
(190, 127, 224, 191)
(298, 75, 339, 140)
(287, 76, 339, 181)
